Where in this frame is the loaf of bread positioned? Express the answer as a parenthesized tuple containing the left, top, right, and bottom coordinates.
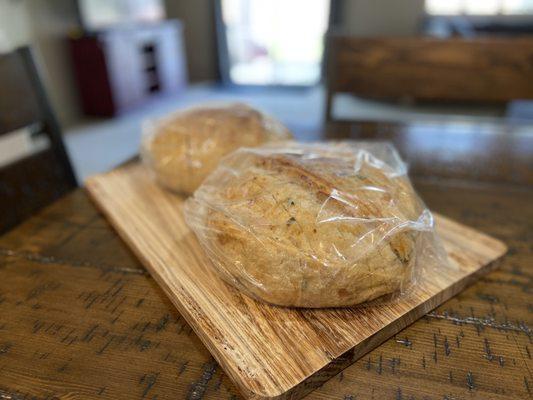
(140, 102, 292, 195)
(185, 142, 435, 308)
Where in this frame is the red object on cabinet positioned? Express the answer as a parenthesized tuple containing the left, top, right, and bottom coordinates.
(69, 20, 187, 117)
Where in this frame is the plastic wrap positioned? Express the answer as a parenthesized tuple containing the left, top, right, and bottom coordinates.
(184, 141, 449, 308)
(140, 102, 292, 195)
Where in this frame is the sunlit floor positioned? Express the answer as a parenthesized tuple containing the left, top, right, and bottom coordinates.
(65, 83, 528, 182)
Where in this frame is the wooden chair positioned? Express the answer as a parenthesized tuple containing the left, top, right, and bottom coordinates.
(325, 35, 533, 122)
(0, 47, 77, 234)
(323, 35, 533, 185)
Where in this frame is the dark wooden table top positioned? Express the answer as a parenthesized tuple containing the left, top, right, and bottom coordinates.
(0, 119, 532, 399)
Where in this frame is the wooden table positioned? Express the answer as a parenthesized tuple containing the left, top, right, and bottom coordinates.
(0, 134, 532, 399)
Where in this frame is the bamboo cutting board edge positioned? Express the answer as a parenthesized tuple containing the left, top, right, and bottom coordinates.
(286, 252, 506, 399)
(85, 163, 507, 400)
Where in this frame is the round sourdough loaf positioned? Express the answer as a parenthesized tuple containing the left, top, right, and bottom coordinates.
(141, 103, 292, 195)
(185, 143, 433, 308)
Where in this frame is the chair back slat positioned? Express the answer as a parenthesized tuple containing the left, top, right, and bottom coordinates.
(326, 36, 533, 104)
(0, 148, 74, 233)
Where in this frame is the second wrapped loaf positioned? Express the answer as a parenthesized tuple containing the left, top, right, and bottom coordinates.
(185, 142, 438, 308)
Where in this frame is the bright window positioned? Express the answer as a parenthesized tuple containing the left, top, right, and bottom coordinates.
(426, 0, 533, 15)
(221, 0, 330, 86)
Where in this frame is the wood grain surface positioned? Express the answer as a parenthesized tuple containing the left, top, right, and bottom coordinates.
(83, 163, 507, 399)
(327, 36, 533, 102)
(325, 120, 533, 186)
(0, 176, 531, 399)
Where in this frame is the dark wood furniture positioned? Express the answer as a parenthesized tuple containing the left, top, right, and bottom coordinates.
(325, 36, 533, 121)
(0, 122, 531, 400)
(0, 47, 77, 235)
(69, 20, 187, 117)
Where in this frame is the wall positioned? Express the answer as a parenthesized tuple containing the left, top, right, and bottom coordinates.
(164, 0, 218, 82)
(0, 0, 32, 47)
(27, 0, 81, 127)
(339, 0, 426, 36)
(0, 0, 81, 127)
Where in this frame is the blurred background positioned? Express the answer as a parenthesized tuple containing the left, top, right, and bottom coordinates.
(0, 0, 532, 182)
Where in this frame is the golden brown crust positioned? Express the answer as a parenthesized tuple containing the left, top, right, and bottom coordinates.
(141, 103, 292, 195)
(186, 144, 427, 308)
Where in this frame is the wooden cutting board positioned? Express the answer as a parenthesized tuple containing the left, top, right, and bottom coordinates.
(86, 163, 507, 400)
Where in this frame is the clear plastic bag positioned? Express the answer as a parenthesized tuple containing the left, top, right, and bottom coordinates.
(140, 102, 292, 195)
(184, 141, 449, 308)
